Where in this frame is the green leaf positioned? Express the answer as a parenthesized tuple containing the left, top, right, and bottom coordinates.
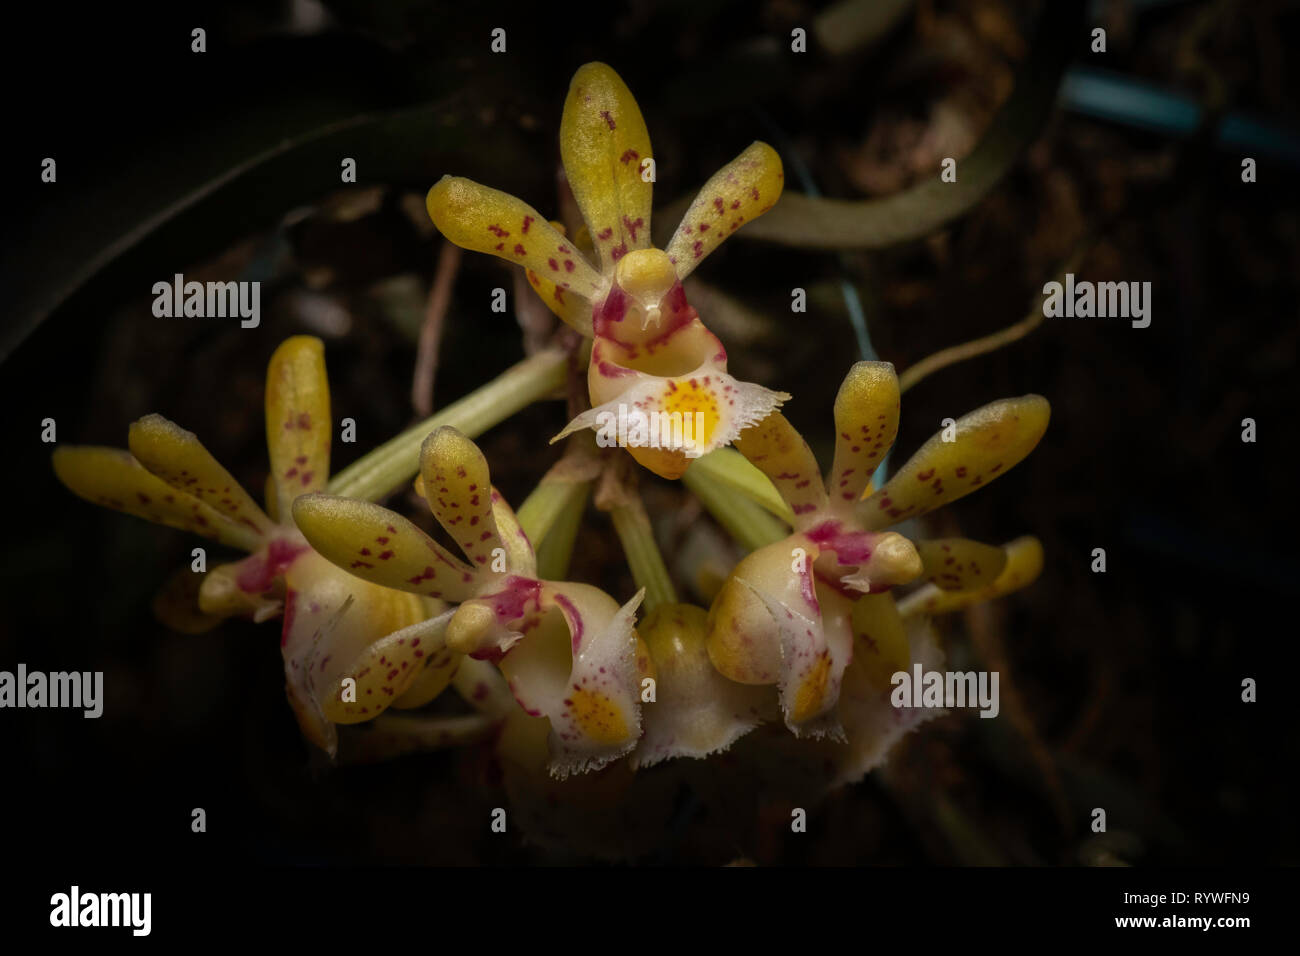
(723, 1, 1082, 250)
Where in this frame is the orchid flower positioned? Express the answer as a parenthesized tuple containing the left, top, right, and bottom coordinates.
(52, 337, 457, 756)
(763, 537, 1045, 791)
(291, 425, 650, 777)
(426, 61, 790, 479)
(707, 360, 1051, 739)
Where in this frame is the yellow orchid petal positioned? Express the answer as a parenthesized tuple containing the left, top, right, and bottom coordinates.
(420, 426, 511, 570)
(705, 538, 796, 685)
(487, 486, 538, 579)
(706, 538, 850, 736)
(291, 493, 480, 602)
(632, 604, 765, 768)
(426, 175, 604, 299)
(916, 537, 1008, 591)
(559, 62, 654, 274)
(316, 609, 458, 725)
(525, 268, 594, 335)
(413, 466, 535, 577)
(898, 535, 1044, 618)
(664, 141, 784, 279)
(829, 361, 900, 509)
(389, 598, 458, 709)
(52, 446, 264, 552)
(859, 395, 1050, 529)
(849, 592, 911, 692)
(451, 656, 517, 717)
(127, 414, 276, 539)
(279, 551, 429, 754)
(391, 637, 462, 710)
(733, 411, 828, 523)
(265, 335, 331, 516)
(264, 474, 280, 523)
(521, 221, 594, 334)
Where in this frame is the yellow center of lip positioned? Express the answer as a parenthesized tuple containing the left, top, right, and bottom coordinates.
(659, 378, 720, 449)
(568, 688, 629, 744)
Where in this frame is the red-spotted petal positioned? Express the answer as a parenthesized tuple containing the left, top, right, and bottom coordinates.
(484, 483, 538, 579)
(389, 619, 463, 710)
(291, 493, 481, 603)
(52, 446, 264, 552)
(525, 257, 595, 336)
(733, 411, 828, 524)
(916, 537, 1008, 591)
(411, 471, 532, 581)
(314, 608, 458, 725)
(829, 361, 900, 510)
(420, 427, 512, 570)
(898, 535, 1044, 617)
(265, 336, 332, 516)
(664, 141, 784, 279)
(426, 176, 604, 299)
(559, 62, 655, 275)
(127, 414, 276, 539)
(859, 395, 1050, 529)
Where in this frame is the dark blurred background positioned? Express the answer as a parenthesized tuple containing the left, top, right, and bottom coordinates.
(1, 0, 1296, 866)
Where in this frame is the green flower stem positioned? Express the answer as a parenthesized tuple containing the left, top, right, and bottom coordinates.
(609, 500, 677, 614)
(520, 478, 592, 580)
(682, 465, 789, 552)
(517, 478, 580, 546)
(684, 448, 794, 524)
(327, 348, 569, 501)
